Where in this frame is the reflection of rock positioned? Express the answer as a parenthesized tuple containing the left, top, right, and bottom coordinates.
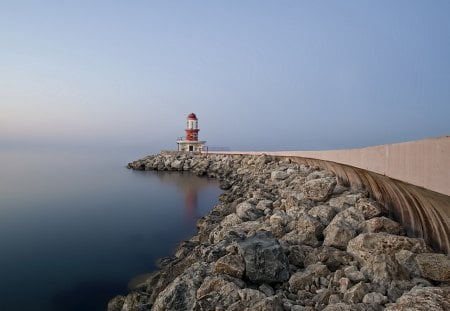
(152, 171, 221, 219)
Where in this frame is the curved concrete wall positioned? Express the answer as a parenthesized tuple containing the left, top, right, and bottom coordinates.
(208, 137, 450, 255)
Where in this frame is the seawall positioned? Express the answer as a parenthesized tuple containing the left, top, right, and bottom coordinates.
(207, 137, 450, 256)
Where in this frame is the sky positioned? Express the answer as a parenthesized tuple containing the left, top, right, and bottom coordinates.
(1, 0, 449, 152)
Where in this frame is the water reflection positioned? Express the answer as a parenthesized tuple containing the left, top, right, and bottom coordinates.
(152, 171, 219, 220)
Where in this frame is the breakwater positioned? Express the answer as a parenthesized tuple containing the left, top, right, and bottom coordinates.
(109, 152, 450, 311)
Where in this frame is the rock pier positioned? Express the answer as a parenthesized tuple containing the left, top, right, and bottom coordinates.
(108, 152, 449, 311)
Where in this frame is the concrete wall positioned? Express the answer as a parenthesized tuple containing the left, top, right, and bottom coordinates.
(207, 136, 450, 255)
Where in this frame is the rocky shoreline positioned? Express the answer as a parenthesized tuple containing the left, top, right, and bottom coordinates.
(108, 152, 449, 311)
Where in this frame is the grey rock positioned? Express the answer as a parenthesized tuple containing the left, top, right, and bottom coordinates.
(304, 246, 353, 271)
(153, 262, 210, 311)
(302, 177, 337, 202)
(322, 303, 352, 311)
(195, 275, 241, 310)
(384, 286, 450, 311)
(354, 198, 387, 220)
(343, 282, 369, 304)
(324, 207, 365, 250)
(360, 253, 408, 284)
(288, 244, 313, 268)
(415, 252, 450, 282)
(271, 170, 289, 181)
(289, 263, 330, 292)
(323, 223, 357, 250)
(395, 250, 420, 278)
(308, 204, 337, 226)
(214, 253, 245, 279)
(236, 201, 264, 221)
(362, 292, 387, 304)
(258, 283, 275, 296)
(347, 233, 427, 266)
(364, 217, 405, 235)
(107, 296, 126, 311)
(344, 266, 365, 282)
(238, 231, 290, 284)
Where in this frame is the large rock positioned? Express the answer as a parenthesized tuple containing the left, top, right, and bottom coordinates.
(343, 282, 369, 304)
(301, 177, 337, 202)
(360, 253, 409, 284)
(384, 286, 450, 311)
(214, 253, 246, 279)
(364, 217, 405, 235)
(354, 198, 387, 220)
(324, 207, 365, 250)
(281, 215, 324, 247)
(347, 233, 428, 265)
(195, 276, 241, 310)
(238, 231, 290, 284)
(236, 201, 264, 221)
(362, 292, 388, 304)
(304, 246, 353, 271)
(152, 262, 210, 311)
(323, 223, 357, 250)
(415, 252, 450, 282)
(308, 204, 338, 226)
(271, 170, 289, 181)
(289, 263, 330, 292)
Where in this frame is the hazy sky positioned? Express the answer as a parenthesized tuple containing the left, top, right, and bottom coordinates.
(1, 1, 449, 152)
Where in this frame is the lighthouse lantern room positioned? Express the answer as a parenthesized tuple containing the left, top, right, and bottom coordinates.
(176, 113, 206, 152)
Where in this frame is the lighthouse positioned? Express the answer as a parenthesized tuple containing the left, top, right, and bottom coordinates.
(176, 113, 206, 152)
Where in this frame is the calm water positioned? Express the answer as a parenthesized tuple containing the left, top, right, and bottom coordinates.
(0, 146, 221, 311)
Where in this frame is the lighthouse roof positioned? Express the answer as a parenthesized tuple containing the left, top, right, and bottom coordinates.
(187, 113, 197, 120)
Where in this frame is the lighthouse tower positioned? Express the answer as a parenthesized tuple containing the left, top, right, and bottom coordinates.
(176, 113, 206, 152)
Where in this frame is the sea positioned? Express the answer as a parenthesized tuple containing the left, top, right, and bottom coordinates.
(0, 144, 222, 311)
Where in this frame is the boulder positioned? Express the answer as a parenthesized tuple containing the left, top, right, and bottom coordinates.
(236, 202, 264, 221)
(288, 244, 314, 268)
(354, 198, 387, 220)
(384, 286, 450, 311)
(301, 177, 337, 202)
(214, 253, 246, 279)
(170, 159, 183, 170)
(289, 263, 330, 292)
(415, 252, 450, 282)
(237, 288, 266, 306)
(347, 233, 427, 265)
(238, 231, 290, 284)
(344, 266, 365, 283)
(323, 207, 365, 250)
(360, 253, 408, 284)
(107, 296, 126, 311)
(323, 223, 357, 250)
(195, 276, 241, 310)
(304, 246, 353, 271)
(271, 170, 289, 181)
(364, 217, 405, 235)
(308, 204, 337, 226)
(153, 262, 210, 311)
(343, 282, 369, 304)
(246, 296, 284, 311)
(395, 250, 420, 278)
(362, 292, 387, 304)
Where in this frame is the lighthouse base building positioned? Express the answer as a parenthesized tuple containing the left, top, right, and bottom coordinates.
(176, 113, 206, 152)
(176, 140, 206, 152)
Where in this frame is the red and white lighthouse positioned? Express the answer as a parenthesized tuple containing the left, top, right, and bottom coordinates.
(185, 113, 199, 141)
(176, 113, 206, 152)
